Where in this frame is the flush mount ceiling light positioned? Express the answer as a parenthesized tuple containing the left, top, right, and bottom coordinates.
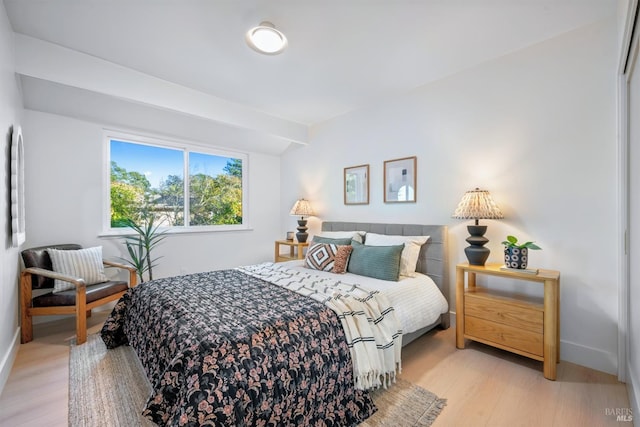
(246, 21, 287, 55)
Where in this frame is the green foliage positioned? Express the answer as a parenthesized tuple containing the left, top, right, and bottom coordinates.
(501, 235, 542, 250)
(189, 173, 242, 225)
(121, 215, 167, 282)
(110, 158, 242, 229)
(223, 158, 242, 178)
(158, 174, 185, 226)
(110, 161, 154, 227)
(110, 181, 144, 227)
(111, 161, 152, 191)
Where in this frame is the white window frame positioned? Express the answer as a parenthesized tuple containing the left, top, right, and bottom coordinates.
(102, 129, 249, 235)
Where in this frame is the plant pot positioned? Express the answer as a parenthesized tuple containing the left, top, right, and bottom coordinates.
(504, 246, 528, 269)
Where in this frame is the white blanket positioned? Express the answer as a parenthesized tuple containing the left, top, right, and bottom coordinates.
(279, 260, 449, 334)
(238, 262, 402, 390)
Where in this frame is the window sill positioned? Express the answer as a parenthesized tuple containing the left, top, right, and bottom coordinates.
(98, 225, 253, 238)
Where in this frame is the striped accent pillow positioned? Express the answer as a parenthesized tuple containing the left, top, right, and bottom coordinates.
(304, 243, 353, 274)
(48, 246, 108, 293)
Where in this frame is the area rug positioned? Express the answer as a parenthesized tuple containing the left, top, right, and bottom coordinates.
(69, 334, 446, 426)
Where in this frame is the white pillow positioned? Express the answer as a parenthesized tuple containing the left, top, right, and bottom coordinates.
(48, 246, 108, 293)
(315, 231, 366, 243)
(364, 233, 429, 277)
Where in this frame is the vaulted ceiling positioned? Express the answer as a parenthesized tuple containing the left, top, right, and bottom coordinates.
(3, 0, 617, 153)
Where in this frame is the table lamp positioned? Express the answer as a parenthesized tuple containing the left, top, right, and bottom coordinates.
(452, 188, 504, 266)
(289, 198, 315, 243)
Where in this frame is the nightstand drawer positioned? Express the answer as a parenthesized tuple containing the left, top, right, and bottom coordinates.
(465, 316, 543, 357)
(465, 292, 543, 334)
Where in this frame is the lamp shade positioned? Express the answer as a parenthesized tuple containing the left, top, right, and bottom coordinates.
(289, 199, 315, 218)
(290, 199, 314, 243)
(452, 188, 503, 266)
(452, 188, 504, 221)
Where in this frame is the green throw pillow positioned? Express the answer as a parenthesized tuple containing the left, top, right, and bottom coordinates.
(347, 241, 403, 281)
(312, 236, 353, 246)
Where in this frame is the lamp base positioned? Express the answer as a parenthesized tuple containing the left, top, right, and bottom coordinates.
(296, 219, 309, 243)
(464, 225, 490, 266)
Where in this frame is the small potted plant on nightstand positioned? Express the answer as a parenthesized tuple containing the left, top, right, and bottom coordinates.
(502, 235, 541, 270)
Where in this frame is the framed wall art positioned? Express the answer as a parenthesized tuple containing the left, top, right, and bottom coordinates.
(344, 164, 369, 205)
(11, 126, 26, 246)
(384, 156, 416, 203)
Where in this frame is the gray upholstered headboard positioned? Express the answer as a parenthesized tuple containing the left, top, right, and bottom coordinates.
(321, 222, 449, 301)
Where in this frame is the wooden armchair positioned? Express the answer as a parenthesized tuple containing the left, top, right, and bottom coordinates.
(20, 244, 137, 344)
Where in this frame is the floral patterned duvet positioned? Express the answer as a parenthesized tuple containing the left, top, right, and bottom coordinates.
(100, 269, 376, 426)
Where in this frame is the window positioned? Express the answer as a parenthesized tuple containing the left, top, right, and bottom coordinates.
(106, 132, 247, 233)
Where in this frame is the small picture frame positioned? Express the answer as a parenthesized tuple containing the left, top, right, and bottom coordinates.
(344, 164, 369, 205)
(286, 231, 294, 241)
(384, 156, 416, 203)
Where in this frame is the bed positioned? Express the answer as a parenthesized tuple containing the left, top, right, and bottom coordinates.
(100, 222, 449, 426)
(320, 221, 450, 342)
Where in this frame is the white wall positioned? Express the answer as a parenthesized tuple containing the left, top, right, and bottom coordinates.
(281, 18, 619, 374)
(0, 3, 24, 395)
(22, 109, 281, 280)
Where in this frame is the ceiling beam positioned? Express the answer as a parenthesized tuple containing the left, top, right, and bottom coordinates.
(13, 34, 308, 145)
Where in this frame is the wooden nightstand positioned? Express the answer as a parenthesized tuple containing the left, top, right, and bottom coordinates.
(274, 240, 309, 262)
(455, 262, 560, 380)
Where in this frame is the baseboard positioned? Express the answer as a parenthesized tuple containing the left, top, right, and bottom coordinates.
(0, 327, 20, 396)
(558, 339, 618, 376)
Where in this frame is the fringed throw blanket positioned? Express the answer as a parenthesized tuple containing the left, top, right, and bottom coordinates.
(238, 262, 403, 390)
(100, 269, 376, 427)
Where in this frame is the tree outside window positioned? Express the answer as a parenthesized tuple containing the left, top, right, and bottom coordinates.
(109, 137, 245, 230)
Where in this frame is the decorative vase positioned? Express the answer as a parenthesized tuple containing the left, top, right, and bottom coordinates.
(504, 246, 528, 269)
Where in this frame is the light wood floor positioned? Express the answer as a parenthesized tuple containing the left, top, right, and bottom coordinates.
(0, 311, 631, 427)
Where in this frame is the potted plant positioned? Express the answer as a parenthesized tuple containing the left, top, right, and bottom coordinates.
(501, 235, 541, 269)
(121, 215, 167, 283)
